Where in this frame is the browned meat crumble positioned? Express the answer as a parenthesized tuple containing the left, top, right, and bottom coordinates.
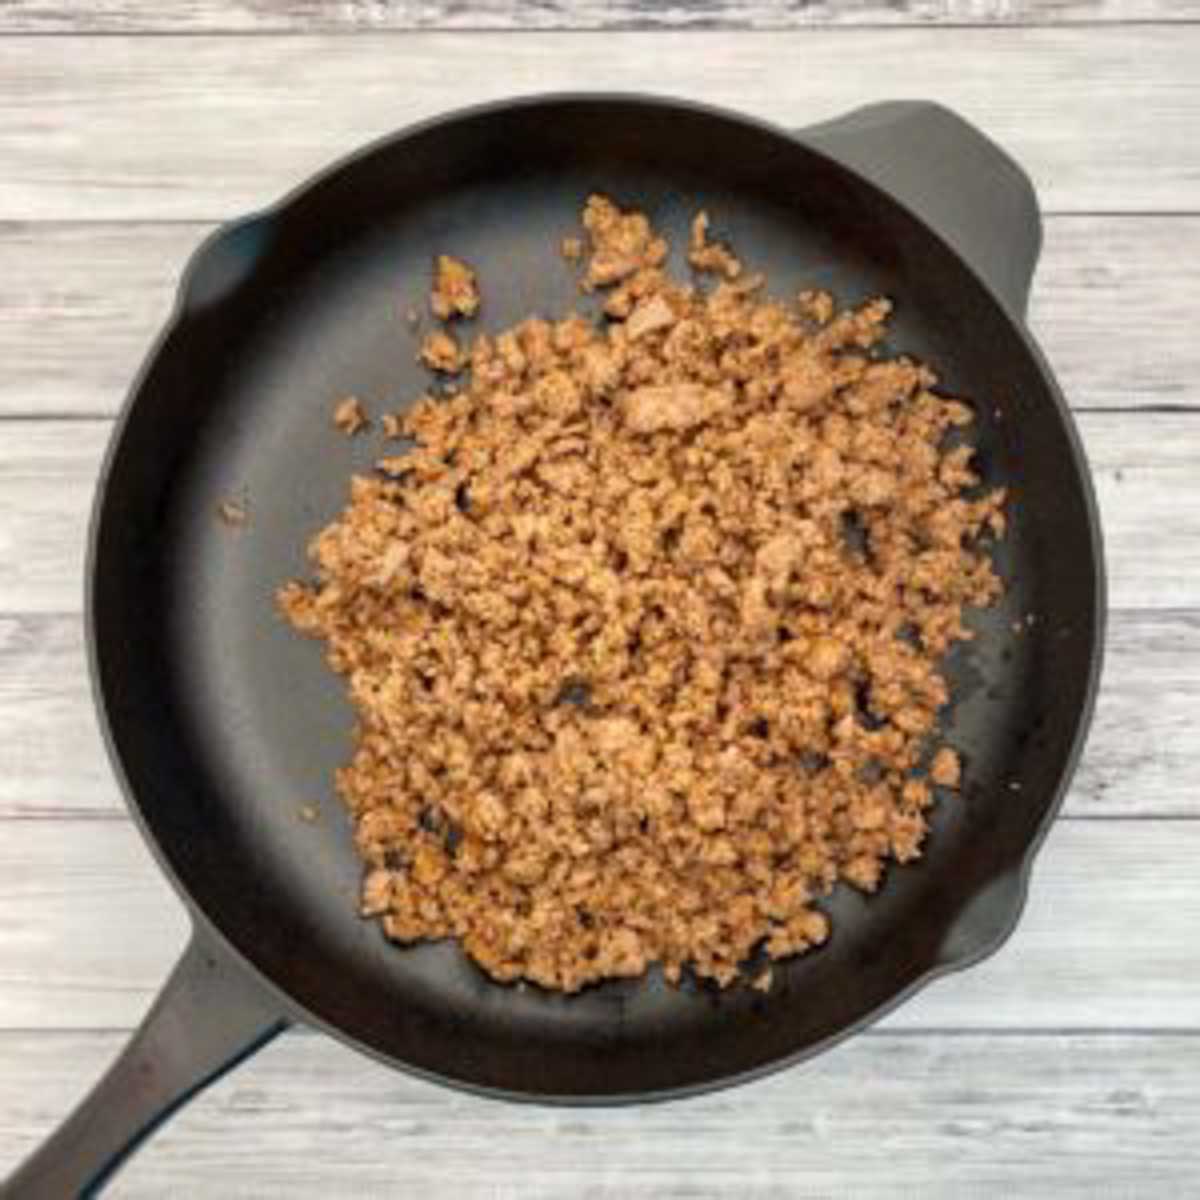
(419, 329, 464, 374)
(430, 254, 480, 320)
(278, 195, 1004, 993)
(929, 746, 962, 789)
(688, 211, 742, 280)
(216, 498, 247, 528)
(333, 395, 369, 436)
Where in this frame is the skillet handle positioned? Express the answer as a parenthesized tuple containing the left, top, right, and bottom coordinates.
(797, 101, 1042, 319)
(4, 928, 288, 1198)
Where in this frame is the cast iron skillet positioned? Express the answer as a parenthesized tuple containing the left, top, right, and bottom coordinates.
(6, 95, 1104, 1197)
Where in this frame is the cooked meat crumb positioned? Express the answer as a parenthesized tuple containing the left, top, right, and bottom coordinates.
(581, 193, 668, 292)
(216, 498, 247, 528)
(930, 747, 962, 788)
(622, 382, 730, 434)
(751, 966, 774, 993)
(333, 395, 369, 436)
(561, 236, 584, 262)
(420, 330, 464, 374)
(798, 289, 835, 326)
(431, 254, 480, 320)
(381, 412, 405, 439)
(689, 211, 742, 280)
(279, 194, 1005, 993)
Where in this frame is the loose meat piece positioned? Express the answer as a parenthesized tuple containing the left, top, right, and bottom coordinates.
(688, 211, 742, 279)
(420, 330, 464, 373)
(751, 966, 774, 993)
(797, 289, 835, 325)
(332, 395, 369, 435)
(278, 193, 1005, 993)
(216, 498, 247, 528)
(930, 747, 962, 788)
(430, 254, 480, 319)
(581, 193, 668, 290)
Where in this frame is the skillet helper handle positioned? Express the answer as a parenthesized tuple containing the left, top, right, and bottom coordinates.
(4, 929, 287, 1199)
(798, 101, 1042, 319)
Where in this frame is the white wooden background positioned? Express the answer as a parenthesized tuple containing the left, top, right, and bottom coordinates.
(1, 3, 1198, 1196)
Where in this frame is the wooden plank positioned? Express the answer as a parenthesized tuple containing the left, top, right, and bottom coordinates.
(1, 817, 1199, 1031)
(4, 215, 1192, 418)
(0, 223, 190, 419)
(1070, 611, 1200, 818)
(3, 1030, 1199, 1198)
(0, 412, 1193, 614)
(0, 423, 94, 617)
(4, 0, 1200, 33)
(0, 29, 1197, 220)
(1, 608, 1191, 820)
(1028, 217, 1200, 411)
(0, 820, 189, 1032)
(0, 616, 119, 819)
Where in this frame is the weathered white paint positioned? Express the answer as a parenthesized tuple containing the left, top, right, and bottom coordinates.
(0, 30, 1197, 219)
(3, 1030, 1199, 1198)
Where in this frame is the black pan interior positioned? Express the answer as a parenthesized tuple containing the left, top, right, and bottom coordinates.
(91, 99, 1101, 1098)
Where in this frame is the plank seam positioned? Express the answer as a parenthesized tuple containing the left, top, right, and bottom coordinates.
(2, 20, 1200, 37)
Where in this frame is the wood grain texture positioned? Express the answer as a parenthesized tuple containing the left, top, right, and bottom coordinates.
(1, 412, 1193, 614)
(3, 215, 1192, 418)
(0, 223, 186, 419)
(3, 817, 1200, 1032)
(4, 0, 1200, 32)
(1, 609, 1192, 820)
(1070, 611, 1200, 818)
(1026, 217, 1200, 411)
(0, 616, 114, 818)
(0, 422, 93, 616)
(3, 1030, 1199, 1198)
(0, 29, 1197, 220)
